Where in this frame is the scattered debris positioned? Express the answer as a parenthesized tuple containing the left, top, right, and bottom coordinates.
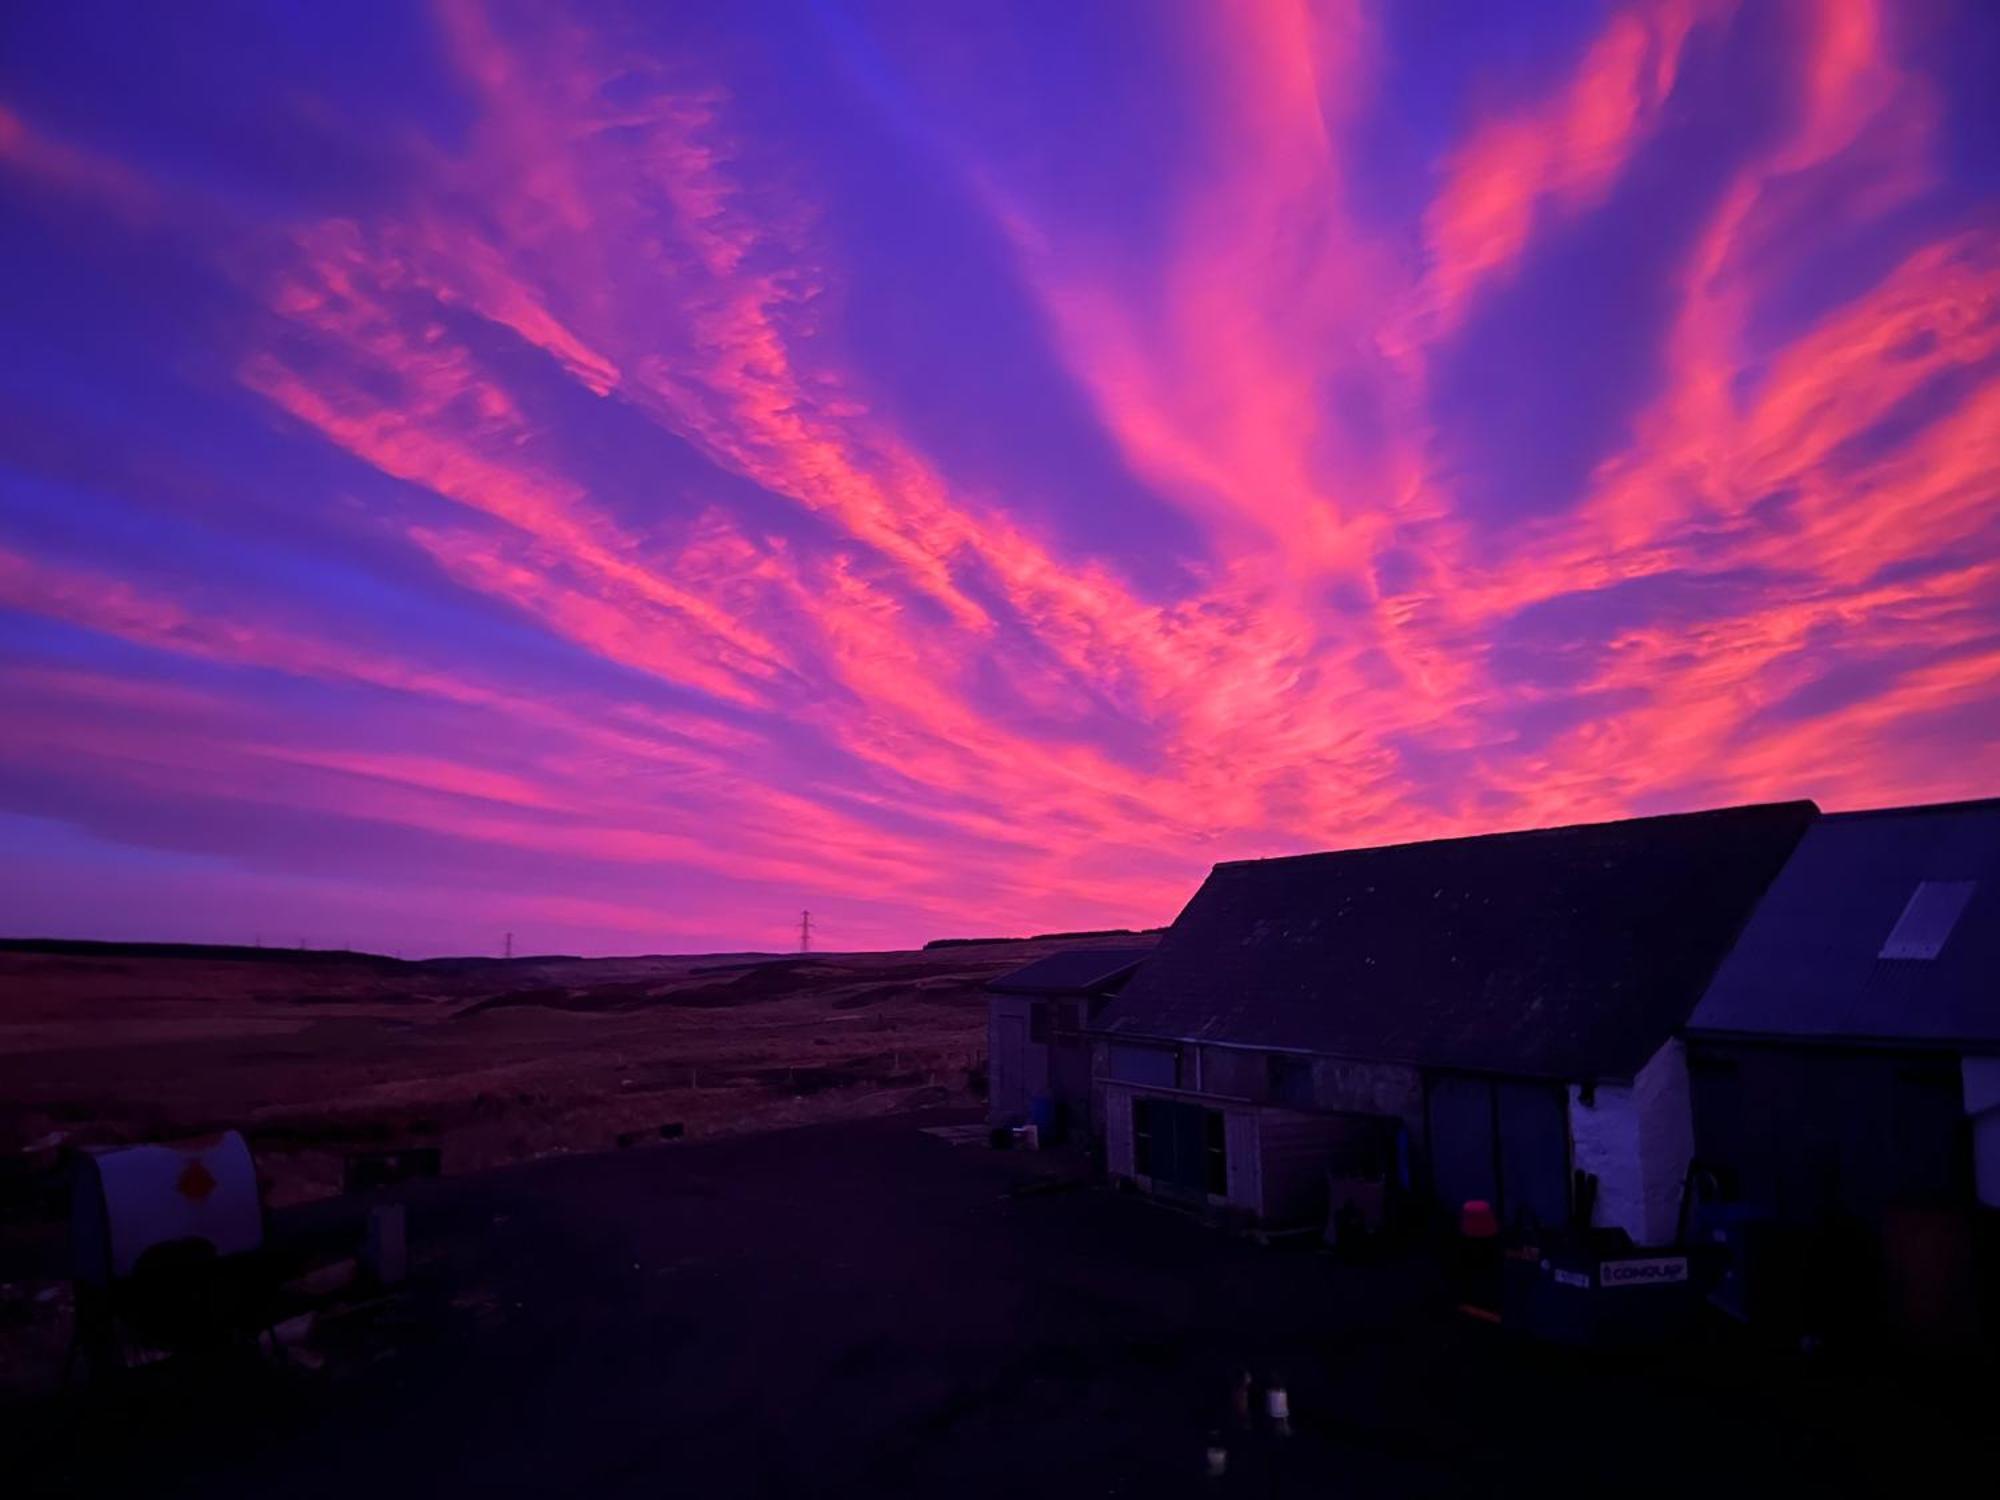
(289, 1257, 357, 1301)
(1265, 1375, 1291, 1438)
(616, 1122, 687, 1149)
(1229, 1370, 1252, 1427)
(917, 1123, 990, 1147)
(272, 1311, 315, 1346)
(343, 1146, 441, 1193)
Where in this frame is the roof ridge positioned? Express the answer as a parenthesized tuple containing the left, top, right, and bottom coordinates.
(1212, 799, 1819, 871)
(1821, 795, 2000, 821)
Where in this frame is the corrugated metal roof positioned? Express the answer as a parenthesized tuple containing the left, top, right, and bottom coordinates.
(984, 948, 1149, 996)
(1689, 799, 2000, 1047)
(1095, 802, 1817, 1081)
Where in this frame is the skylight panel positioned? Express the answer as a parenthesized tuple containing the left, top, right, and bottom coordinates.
(1879, 880, 1976, 960)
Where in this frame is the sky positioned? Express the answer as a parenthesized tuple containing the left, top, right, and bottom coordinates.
(0, 1, 1996, 957)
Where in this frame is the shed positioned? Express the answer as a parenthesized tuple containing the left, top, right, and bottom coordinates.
(985, 947, 1148, 1138)
(1093, 801, 1817, 1236)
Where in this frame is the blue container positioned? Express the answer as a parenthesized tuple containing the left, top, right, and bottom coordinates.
(1029, 1093, 1060, 1142)
(1506, 1248, 1703, 1346)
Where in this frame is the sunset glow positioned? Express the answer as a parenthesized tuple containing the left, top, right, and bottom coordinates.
(2, 1, 1995, 954)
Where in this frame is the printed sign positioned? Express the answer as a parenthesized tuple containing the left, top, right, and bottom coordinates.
(1599, 1256, 1688, 1287)
(1551, 1268, 1591, 1289)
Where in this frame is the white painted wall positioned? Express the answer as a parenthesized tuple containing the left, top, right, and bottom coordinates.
(1569, 1075, 1641, 1238)
(1633, 1038, 1697, 1243)
(1964, 1056, 2000, 1209)
(1567, 1039, 1695, 1246)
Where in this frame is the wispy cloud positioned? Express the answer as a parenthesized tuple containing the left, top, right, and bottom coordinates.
(0, 0, 1992, 952)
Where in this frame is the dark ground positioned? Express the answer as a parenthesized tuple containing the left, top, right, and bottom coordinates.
(4, 1110, 1992, 1498)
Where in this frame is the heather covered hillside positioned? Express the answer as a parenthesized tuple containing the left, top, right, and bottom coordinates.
(0, 935, 1152, 1205)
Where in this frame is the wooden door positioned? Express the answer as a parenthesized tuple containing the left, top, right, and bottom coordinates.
(993, 1013, 1027, 1121)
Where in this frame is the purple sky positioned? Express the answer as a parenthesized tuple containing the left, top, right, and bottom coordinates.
(1, 1, 1996, 956)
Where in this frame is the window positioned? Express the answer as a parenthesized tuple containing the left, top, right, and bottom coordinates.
(1028, 1002, 1050, 1044)
(1880, 881, 1976, 959)
(1108, 1043, 1179, 1087)
(1131, 1097, 1227, 1196)
(1267, 1053, 1313, 1107)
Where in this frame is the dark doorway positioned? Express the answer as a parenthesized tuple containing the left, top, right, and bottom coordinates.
(1425, 1073, 1570, 1229)
(1134, 1098, 1226, 1196)
(1428, 1073, 1496, 1213)
(1690, 1044, 1971, 1224)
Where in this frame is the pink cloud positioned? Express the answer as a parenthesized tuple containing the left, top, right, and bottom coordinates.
(0, 100, 159, 220)
(1418, 0, 1729, 335)
(4, 0, 1993, 953)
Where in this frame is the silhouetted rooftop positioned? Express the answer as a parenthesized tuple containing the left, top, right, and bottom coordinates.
(1098, 802, 1817, 1080)
(1689, 798, 2000, 1048)
(985, 948, 1150, 996)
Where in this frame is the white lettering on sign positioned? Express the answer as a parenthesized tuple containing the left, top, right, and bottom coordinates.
(1551, 1268, 1591, 1290)
(1600, 1256, 1688, 1287)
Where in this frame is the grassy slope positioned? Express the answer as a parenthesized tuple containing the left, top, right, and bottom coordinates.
(0, 937, 1151, 1205)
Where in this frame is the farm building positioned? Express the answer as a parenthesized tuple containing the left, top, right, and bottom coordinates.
(985, 947, 1148, 1139)
(1088, 802, 1817, 1237)
(1685, 798, 2000, 1337)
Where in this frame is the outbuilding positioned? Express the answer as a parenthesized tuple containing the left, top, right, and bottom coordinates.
(1090, 802, 1816, 1237)
(984, 946, 1149, 1141)
(1685, 798, 1999, 1337)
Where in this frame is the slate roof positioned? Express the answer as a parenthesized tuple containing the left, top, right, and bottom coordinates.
(1096, 802, 1817, 1081)
(1688, 799, 2000, 1049)
(985, 948, 1150, 997)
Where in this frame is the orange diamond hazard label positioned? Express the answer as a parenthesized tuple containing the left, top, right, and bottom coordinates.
(177, 1160, 218, 1201)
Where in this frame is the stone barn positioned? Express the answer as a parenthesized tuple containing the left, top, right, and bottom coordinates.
(1089, 802, 1816, 1237)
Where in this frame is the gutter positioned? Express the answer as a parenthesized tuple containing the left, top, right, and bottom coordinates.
(1087, 1026, 1637, 1086)
(1685, 1028, 2000, 1056)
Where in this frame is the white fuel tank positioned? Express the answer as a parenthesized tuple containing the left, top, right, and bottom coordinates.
(71, 1131, 263, 1284)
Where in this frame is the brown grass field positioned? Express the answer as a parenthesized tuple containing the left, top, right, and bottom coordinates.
(0, 935, 1151, 1208)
